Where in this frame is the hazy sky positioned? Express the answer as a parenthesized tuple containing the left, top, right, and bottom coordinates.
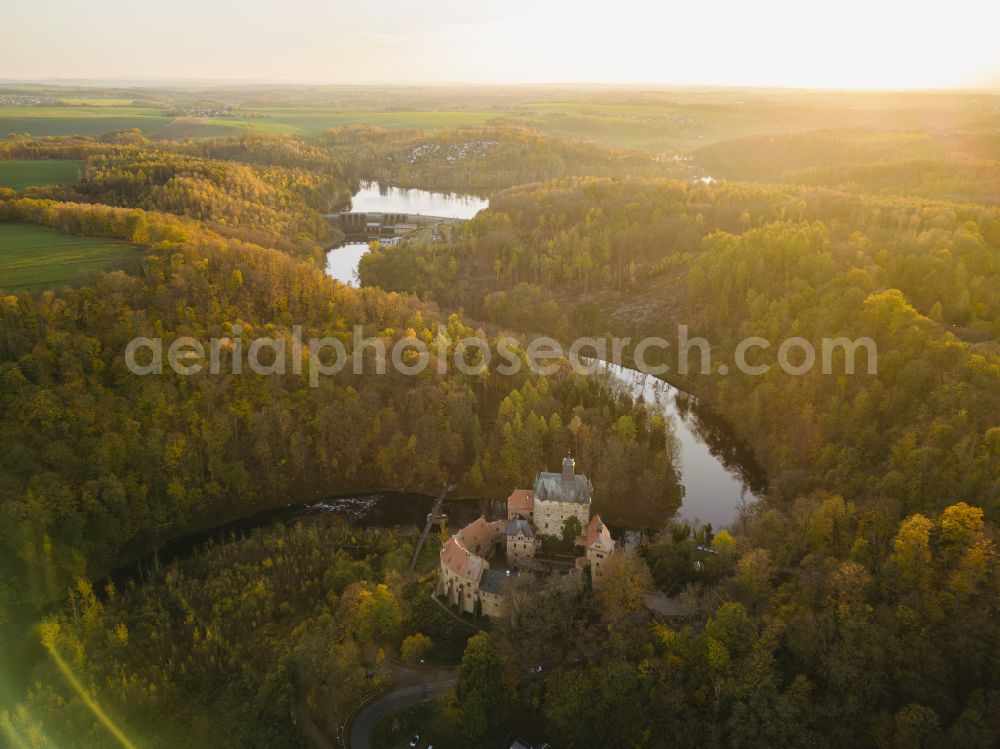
(3, 0, 1000, 89)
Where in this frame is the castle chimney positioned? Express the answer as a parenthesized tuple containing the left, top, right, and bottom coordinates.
(562, 453, 575, 482)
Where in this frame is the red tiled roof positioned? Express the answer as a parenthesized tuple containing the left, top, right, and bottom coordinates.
(507, 489, 534, 514)
(456, 516, 501, 552)
(441, 516, 506, 582)
(441, 537, 486, 582)
(586, 514, 615, 553)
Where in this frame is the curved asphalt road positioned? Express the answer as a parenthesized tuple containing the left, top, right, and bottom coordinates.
(349, 678, 458, 749)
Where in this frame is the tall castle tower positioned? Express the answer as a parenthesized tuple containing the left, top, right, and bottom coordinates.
(532, 452, 592, 536)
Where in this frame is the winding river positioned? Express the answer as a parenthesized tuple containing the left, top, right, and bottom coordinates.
(4, 185, 765, 706)
(120, 363, 762, 587)
(324, 182, 764, 529)
(593, 361, 764, 528)
(111, 357, 765, 589)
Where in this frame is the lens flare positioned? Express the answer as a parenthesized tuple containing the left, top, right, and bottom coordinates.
(44, 645, 138, 749)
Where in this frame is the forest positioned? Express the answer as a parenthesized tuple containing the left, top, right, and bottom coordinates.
(0, 196, 682, 607)
(0, 131, 356, 262)
(1, 86, 1000, 748)
(0, 128, 684, 748)
(362, 175, 1000, 518)
(316, 125, 680, 190)
(356, 120, 1000, 744)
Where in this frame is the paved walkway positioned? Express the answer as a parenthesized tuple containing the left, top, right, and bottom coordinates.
(348, 674, 457, 749)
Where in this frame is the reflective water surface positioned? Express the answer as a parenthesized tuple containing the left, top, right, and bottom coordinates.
(325, 183, 489, 286)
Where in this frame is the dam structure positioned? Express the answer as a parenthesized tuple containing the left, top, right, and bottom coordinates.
(325, 211, 461, 242)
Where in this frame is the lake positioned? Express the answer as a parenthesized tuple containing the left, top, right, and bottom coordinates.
(348, 182, 488, 217)
(325, 183, 489, 285)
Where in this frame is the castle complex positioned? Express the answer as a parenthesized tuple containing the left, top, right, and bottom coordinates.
(436, 456, 618, 617)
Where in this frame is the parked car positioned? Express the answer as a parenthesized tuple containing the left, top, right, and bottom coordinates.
(408, 736, 420, 747)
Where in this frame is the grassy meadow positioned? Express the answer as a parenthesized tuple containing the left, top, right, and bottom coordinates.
(0, 159, 83, 190)
(0, 105, 174, 137)
(0, 223, 141, 291)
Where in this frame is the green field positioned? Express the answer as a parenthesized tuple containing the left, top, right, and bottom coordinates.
(53, 98, 140, 106)
(0, 105, 501, 140)
(152, 116, 298, 140)
(0, 159, 84, 190)
(2, 89, 989, 151)
(0, 103, 736, 148)
(243, 107, 499, 135)
(0, 106, 174, 137)
(0, 223, 141, 292)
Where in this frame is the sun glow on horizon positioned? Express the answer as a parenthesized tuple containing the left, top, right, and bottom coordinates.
(2, 0, 1000, 90)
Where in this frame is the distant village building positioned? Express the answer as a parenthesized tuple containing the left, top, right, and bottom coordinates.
(436, 455, 617, 618)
